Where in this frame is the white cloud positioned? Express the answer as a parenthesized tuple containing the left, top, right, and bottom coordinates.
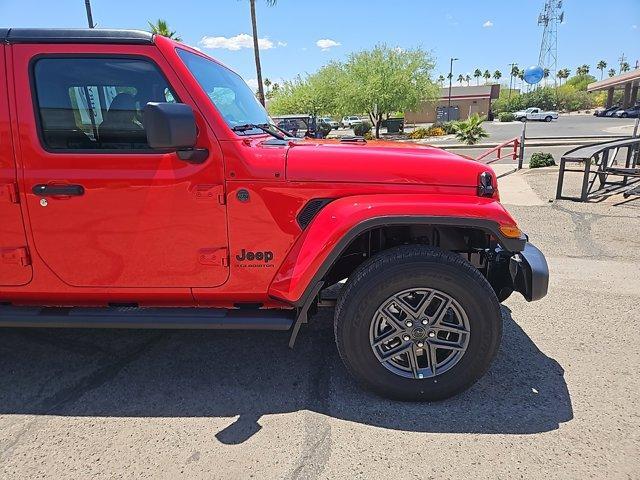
(277, 41, 288, 47)
(245, 78, 259, 91)
(633, 24, 638, 29)
(483, 20, 494, 28)
(316, 38, 341, 51)
(199, 33, 275, 51)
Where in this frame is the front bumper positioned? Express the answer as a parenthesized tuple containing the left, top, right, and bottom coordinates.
(509, 242, 549, 301)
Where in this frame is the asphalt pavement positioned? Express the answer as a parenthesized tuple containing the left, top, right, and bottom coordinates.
(1, 168, 638, 479)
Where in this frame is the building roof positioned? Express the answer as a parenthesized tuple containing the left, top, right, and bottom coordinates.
(1, 28, 153, 45)
(587, 69, 640, 92)
(439, 85, 500, 100)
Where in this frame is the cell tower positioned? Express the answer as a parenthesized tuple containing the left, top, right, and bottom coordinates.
(537, 0, 564, 86)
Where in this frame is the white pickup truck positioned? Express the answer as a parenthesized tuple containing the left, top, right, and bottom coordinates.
(513, 107, 559, 122)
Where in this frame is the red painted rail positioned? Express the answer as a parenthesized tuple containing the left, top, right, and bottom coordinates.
(475, 137, 520, 164)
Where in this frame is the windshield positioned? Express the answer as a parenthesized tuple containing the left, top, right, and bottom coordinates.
(176, 48, 270, 133)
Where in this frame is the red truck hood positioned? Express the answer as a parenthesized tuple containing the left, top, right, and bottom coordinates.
(285, 139, 491, 186)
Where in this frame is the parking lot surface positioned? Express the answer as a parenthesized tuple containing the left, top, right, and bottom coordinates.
(1, 168, 639, 479)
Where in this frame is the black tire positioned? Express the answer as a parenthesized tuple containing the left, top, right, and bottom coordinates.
(545, 116, 552, 122)
(519, 117, 526, 122)
(334, 245, 502, 401)
(621, 113, 628, 118)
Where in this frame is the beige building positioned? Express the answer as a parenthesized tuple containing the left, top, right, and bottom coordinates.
(406, 85, 501, 124)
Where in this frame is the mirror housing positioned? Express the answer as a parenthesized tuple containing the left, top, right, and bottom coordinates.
(144, 102, 197, 150)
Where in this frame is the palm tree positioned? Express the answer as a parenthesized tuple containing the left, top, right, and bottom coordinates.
(437, 75, 446, 84)
(148, 19, 182, 41)
(543, 68, 550, 79)
(473, 68, 482, 85)
(620, 62, 630, 73)
(608, 68, 616, 77)
(483, 69, 491, 83)
(596, 60, 607, 80)
(249, 0, 277, 106)
(493, 70, 502, 82)
(465, 74, 471, 86)
(556, 68, 569, 85)
(457, 74, 465, 86)
(576, 64, 590, 76)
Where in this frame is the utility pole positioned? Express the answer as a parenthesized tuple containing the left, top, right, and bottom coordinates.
(537, 0, 563, 87)
(619, 53, 627, 73)
(84, 0, 95, 28)
(447, 57, 458, 122)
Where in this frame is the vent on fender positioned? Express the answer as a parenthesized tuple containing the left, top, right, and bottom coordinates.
(297, 198, 334, 229)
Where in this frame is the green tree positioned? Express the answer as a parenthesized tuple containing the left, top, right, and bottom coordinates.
(473, 68, 482, 85)
(576, 64, 590, 76)
(620, 62, 630, 72)
(543, 68, 550, 79)
(493, 70, 502, 82)
(483, 69, 491, 83)
(565, 74, 596, 91)
(596, 60, 607, 80)
(248, 0, 277, 106)
(147, 19, 182, 41)
(437, 74, 445, 84)
(465, 74, 471, 86)
(608, 68, 616, 77)
(457, 74, 465, 85)
(341, 45, 438, 138)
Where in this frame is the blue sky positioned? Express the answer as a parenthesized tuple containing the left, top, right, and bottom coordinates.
(2, 0, 639, 88)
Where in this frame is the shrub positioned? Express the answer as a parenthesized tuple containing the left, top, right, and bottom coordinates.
(353, 121, 372, 136)
(499, 112, 515, 122)
(407, 127, 430, 139)
(407, 126, 446, 139)
(363, 132, 374, 140)
(437, 121, 459, 134)
(529, 152, 556, 168)
(452, 114, 488, 145)
(427, 126, 446, 136)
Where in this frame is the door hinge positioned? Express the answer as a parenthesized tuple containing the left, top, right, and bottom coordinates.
(1, 247, 31, 267)
(1, 183, 19, 204)
(198, 247, 229, 267)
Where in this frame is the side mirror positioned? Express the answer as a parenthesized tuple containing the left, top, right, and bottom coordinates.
(144, 102, 196, 149)
(144, 102, 208, 164)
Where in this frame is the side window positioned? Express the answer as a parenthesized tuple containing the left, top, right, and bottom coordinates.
(32, 57, 177, 151)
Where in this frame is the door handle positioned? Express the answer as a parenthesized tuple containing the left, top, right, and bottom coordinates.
(32, 184, 85, 197)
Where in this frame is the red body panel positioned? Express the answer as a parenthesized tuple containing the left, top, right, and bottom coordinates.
(0, 44, 33, 286)
(268, 194, 518, 304)
(0, 35, 519, 309)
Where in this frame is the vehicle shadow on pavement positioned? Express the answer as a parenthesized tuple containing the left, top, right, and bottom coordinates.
(0, 306, 572, 443)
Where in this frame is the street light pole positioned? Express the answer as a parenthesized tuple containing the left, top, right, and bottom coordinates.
(84, 0, 95, 28)
(508, 62, 517, 100)
(447, 57, 458, 122)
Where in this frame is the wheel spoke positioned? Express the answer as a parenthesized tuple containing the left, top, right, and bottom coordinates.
(371, 327, 400, 348)
(426, 343, 438, 375)
(434, 323, 469, 335)
(407, 345, 420, 379)
(428, 337, 465, 352)
(429, 297, 453, 327)
(394, 290, 434, 320)
(378, 339, 412, 361)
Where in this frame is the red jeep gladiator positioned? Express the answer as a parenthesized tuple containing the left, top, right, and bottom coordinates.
(0, 29, 548, 400)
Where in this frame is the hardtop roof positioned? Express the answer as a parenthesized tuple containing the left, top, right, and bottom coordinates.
(1, 28, 153, 45)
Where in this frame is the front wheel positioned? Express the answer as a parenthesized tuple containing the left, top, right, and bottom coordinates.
(334, 246, 502, 401)
(621, 113, 628, 118)
(545, 116, 552, 122)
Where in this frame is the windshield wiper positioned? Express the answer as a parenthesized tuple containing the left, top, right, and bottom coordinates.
(231, 123, 287, 141)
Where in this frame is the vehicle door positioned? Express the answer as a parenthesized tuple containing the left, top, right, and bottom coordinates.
(12, 43, 229, 288)
(0, 43, 32, 286)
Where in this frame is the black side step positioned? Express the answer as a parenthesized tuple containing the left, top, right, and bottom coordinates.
(0, 306, 295, 330)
